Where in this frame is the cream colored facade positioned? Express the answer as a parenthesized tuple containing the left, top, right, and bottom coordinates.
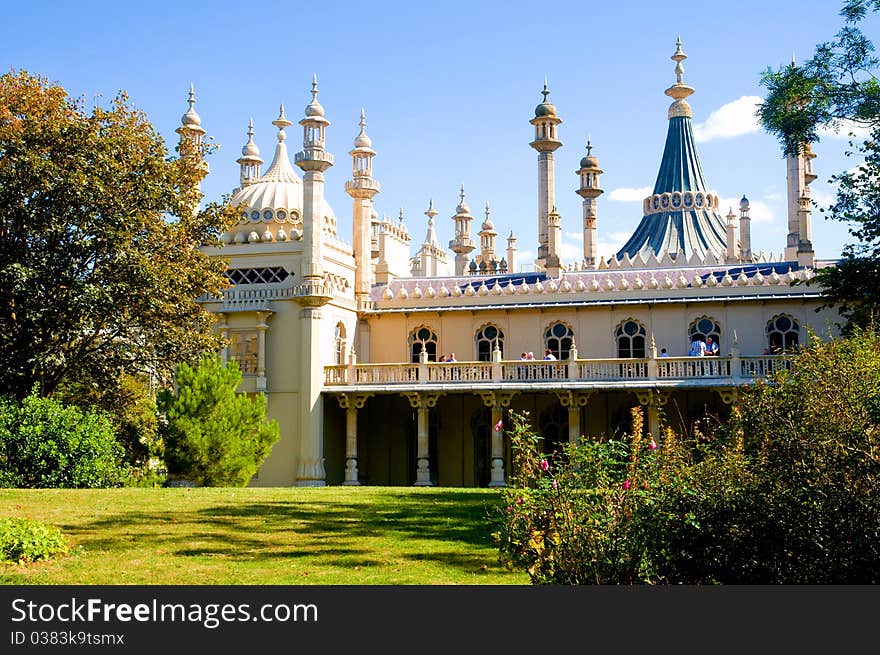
(189, 42, 839, 487)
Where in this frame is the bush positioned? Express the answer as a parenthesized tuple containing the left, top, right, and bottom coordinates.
(0, 390, 129, 488)
(158, 355, 280, 487)
(495, 327, 880, 584)
(0, 517, 69, 563)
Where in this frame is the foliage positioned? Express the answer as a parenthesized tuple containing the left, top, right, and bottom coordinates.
(0, 517, 69, 563)
(495, 327, 880, 584)
(758, 2, 880, 328)
(58, 373, 160, 468)
(0, 389, 128, 488)
(0, 69, 237, 404)
(158, 355, 280, 487)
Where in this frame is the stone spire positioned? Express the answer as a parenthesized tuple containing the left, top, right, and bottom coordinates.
(176, 84, 208, 211)
(345, 108, 380, 310)
(506, 230, 518, 274)
(529, 80, 563, 270)
(478, 203, 497, 265)
(449, 185, 476, 275)
(739, 194, 752, 262)
(424, 198, 439, 246)
(236, 118, 263, 188)
(576, 138, 603, 268)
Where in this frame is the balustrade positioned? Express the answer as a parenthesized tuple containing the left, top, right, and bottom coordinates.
(323, 355, 792, 387)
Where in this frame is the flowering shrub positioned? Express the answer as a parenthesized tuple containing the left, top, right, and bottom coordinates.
(494, 326, 880, 584)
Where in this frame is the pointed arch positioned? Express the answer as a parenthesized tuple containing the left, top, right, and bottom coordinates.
(543, 321, 575, 360)
(615, 318, 647, 358)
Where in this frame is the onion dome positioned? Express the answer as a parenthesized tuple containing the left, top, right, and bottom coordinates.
(481, 203, 495, 232)
(534, 80, 557, 117)
(305, 74, 325, 118)
(456, 185, 470, 214)
(241, 118, 261, 158)
(181, 83, 202, 127)
(580, 139, 599, 168)
(740, 194, 750, 211)
(354, 108, 372, 148)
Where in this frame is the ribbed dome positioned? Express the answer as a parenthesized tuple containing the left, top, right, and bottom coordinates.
(534, 102, 557, 118)
(580, 154, 598, 168)
(740, 195, 750, 211)
(182, 107, 201, 127)
(354, 131, 372, 148)
(481, 218, 495, 232)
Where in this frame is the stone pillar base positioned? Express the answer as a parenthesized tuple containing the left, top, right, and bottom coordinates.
(489, 458, 506, 487)
(414, 459, 433, 486)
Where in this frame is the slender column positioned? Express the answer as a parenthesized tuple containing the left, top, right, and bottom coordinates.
(634, 390, 669, 440)
(218, 313, 229, 366)
(556, 391, 592, 446)
(403, 392, 443, 486)
(479, 391, 518, 487)
(256, 310, 269, 392)
(336, 393, 373, 485)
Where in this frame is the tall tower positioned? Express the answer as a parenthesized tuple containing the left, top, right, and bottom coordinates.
(236, 118, 263, 188)
(725, 207, 739, 264)
(546, 206, 562, 278)
(345, 109, 380, 310)
(506, 231, 518, 274)
(293, 76, 334, 487)
(449, 186, 476, 275)
(176, 84, 208, 214)
(576, 139, 603, 268)
(478, 203, 497, 265)
(529, 81, 563, 269)
(739, 194, 752, 262)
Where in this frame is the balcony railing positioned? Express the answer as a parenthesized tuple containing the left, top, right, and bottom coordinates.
(324, 355, 792, 387)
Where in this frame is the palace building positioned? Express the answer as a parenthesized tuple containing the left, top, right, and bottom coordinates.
(185, 40, 838, 487)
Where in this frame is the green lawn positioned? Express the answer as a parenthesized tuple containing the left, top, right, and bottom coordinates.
(0, 487, 528, 585)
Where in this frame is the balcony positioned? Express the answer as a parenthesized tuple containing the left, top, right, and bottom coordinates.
(324, 355, 792, 391)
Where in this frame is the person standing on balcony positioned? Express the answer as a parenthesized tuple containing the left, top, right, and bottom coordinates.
(448, 353, 457, 362)
(705, 337, 719, 356)
(543, 349, 556, 360)
(688, 337, 706, 357)
(660, 348, 669, 357)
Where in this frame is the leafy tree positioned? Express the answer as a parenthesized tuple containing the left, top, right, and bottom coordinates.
(0, 70, 236, 404)
(158, 355, 280, 487)
(0, 389, 129, 488)
(758, 1, 880, 327)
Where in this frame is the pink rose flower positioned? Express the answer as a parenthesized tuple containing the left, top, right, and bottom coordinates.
(540, 460, 549, 471)
(649, 439, 657, 450)
(552, 480, 558, 490)
(494, 420, 503, 432)
(621, 479, 631, 490)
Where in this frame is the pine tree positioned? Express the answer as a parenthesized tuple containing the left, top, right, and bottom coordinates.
(158, 355, 280, 487)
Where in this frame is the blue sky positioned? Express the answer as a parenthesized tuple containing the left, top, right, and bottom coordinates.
(6, 0, 875, 264)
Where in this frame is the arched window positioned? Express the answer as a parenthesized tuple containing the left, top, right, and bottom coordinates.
(544, 322, 574, 360)
(409, 326, 438, 362)
(766, 315, 800, 353)
(688, 316, 722, 350)
(475, 324, 504, 361)
(616, 320, 646, 358)
(335, 323, 347, 365)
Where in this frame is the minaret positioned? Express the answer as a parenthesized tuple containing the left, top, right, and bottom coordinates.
(546, 205, 562, 278)
(293, 75, 334, 487)
(529, 80, 563, 269)
(413, 199, 450, 277)
(739, 195, 752, 262)
(478, 203, 497, 265)
(176, 84, 208, 214)
(506, 231, 518, 274)
(345, 109, 380, 310)
(725, 207, 739, 264)
(576, 139, 603, 268)
(449, 185, 476, 275)
(236, 118, 263, 188)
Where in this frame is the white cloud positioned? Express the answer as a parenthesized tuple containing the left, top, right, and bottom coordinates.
(717, 196, 775, 224)
(609, 186, 652, 202)
(818, 119, 870, 140)
(565, 231, 584, 242)
(597, 231, 631, 262)
(809, 187, 836, 209)
(693, 96, 763, 142)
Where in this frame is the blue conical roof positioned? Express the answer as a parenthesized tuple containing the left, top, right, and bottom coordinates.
(616, 41, 728, 262)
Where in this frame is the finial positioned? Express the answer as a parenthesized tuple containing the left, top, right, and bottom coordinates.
(671, 37, 687, 84)
(425, 199, 438, 220)
(485, 203, 491, 219)
(248, 116, 254, 134)
(791, 53, 797, 67)
(359, 107, 366, 129)
(460, 184, 466, 204)
(542, 78, 550, 102)
(272, 104, 292, 141)
(188, 83, 195, 109)
(399, 208, 404, 223)
(586, 138, 593, 156)
(311, 74, 319, 101)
